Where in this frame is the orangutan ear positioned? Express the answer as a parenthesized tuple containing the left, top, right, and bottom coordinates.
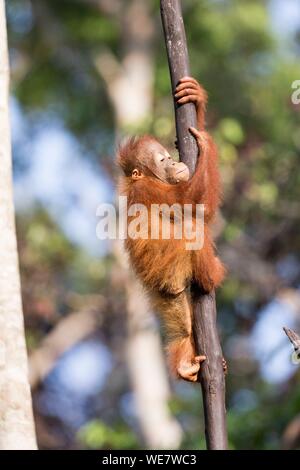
(132, 169, 144, 181)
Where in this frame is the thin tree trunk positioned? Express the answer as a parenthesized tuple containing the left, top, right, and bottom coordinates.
(160, 0, 227, 450)
(0, 0, 37, 450)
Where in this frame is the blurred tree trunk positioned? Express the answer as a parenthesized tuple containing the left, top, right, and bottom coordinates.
(95, 0, 182, 449)
(0, 0, 37, 450)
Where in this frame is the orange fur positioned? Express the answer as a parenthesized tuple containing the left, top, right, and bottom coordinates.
(117, 79, 225, 382)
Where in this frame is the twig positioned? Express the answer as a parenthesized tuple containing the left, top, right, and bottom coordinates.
(283, 326, 300, 352)
(160, 0, 227, 450)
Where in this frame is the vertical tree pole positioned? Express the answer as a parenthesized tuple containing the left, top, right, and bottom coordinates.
(0, 0, 37, 449)
(160, 0, 227, 450)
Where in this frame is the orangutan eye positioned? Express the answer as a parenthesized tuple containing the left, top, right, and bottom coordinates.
(160, 157, 165, 162)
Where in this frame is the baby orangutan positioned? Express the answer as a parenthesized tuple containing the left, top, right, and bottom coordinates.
(118, 77, 225, 382)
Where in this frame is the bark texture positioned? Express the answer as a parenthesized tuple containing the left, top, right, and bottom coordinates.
(0, 0, 37, 450)
(95, 0, 182, 448)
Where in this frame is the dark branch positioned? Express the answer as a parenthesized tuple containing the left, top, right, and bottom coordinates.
(283, 327, 300, 351)
(160, 0, 227, 450)
(160, 0, 198, 171)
